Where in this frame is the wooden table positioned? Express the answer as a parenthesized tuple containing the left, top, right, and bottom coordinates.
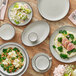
(0, 0, 76, 76)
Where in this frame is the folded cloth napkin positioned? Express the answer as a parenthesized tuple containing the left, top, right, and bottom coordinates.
(0, 0, 8, 20)
(68, 10, 76, 25)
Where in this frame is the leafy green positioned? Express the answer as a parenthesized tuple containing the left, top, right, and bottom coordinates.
(14, 20, 20, 24)
(59, 30, 67, 34)
(58, 37, 62, 42)
(12, 67, 17, 72)
(0, 55, 2, 62)
(68, 34, 74, 40)
(11, 57, 15, 60)
(52, 45, 56, 49)
(67, 49, 76, 54)
(20, 15, 27, 21)
(71, 40, 76, 45)
(2, 57, 6, 60)
(7, 49, 12, 53)
(25, 8, 31, 14)
(57, 46, 63, 52)
(14, 3, 19, 8)
(1, 64, 4, 68)
(3, 49, 7, 53)
(60, 54, 68, 59)
(13, 47, 20, 52)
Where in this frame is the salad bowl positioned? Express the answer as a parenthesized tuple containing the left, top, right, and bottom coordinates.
(0, 42, 29, 76)
(8, 1, 33, 26)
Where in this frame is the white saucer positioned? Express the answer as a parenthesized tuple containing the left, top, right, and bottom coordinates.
(38, 0, 70, 21)
(21, 21, 50, 46)
(0, 24, 15, 40)
(32, 53, 52, 73)
(50, 26, 76, 63)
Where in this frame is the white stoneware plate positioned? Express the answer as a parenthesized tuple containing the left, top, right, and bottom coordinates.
(0, 23, 15, 40)
(50, 26, 76, 63)
(38, 0, 70, 21)
(21, 21, 50, 46)
(32, 53, 52, 73)
(0, 42, 29, 76)
(8, 1, 33, 26)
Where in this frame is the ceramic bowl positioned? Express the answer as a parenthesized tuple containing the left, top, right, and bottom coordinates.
(0, 42, 29, 76)
(8, 1, 33, 26)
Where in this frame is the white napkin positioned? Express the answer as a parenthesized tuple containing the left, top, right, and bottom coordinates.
(68, 10, 76, 25)
(0, 0, 8, 20)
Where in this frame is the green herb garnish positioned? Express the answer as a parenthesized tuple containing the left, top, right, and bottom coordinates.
(60, 54, 68, 59)
(67, 49, 76, 54)
(59, 30, 67, 34)
(71, 40, 76, 45)
(58, 37, 62, 42)
(52, 45, 56, 49)
(57, 46, 63, 52)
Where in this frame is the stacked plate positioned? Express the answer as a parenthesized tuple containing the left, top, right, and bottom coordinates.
(0, 42, 29, 76)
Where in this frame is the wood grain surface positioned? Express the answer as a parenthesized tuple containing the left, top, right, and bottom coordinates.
(0, 0, 76, 76)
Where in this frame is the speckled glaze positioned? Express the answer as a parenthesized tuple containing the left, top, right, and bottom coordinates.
(0, 0, 76, 76)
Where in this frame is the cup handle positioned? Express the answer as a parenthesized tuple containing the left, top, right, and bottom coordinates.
(49, 57, 52, 61)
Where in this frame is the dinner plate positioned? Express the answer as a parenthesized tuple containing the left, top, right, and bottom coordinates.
(38, 0, 70, 21)
(8, 1, 33, 26)
(0, 42, 29, 76)
(50, 26, 76, 63)
(21, 21, 50, 46)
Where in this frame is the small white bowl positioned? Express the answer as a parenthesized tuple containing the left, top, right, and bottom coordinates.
(0, 23, 15, 40)
(28, 32, 38, 42)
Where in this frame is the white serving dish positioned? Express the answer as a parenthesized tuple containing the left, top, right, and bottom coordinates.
(50, 26, 76, 63)
(38, 0, 70, 21)
(0, 42, 29, 76)
(21, 20, 50, 46)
